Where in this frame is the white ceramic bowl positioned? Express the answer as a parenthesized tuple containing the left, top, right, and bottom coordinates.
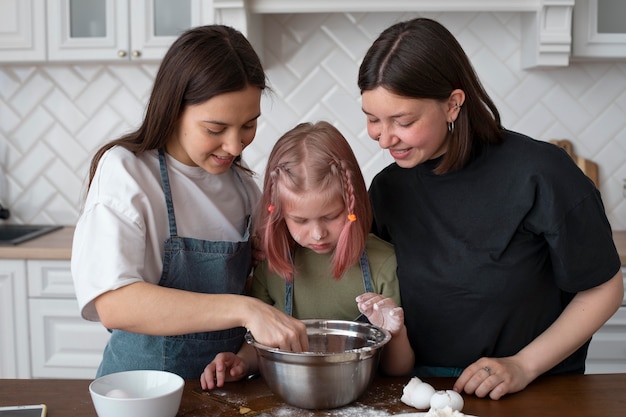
(89, 370, 184, 417)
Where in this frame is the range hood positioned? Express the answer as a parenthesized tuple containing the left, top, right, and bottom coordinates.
(210, 0, 575, 69)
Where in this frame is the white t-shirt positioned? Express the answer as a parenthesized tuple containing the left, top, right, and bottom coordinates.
(71, 146, 261, 321)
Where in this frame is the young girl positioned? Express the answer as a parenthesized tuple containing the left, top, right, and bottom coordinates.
(71, 25, 307, 380)
(201, 121, 414, 389)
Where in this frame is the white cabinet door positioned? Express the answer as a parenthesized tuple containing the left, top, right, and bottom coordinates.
(585, 267, 626, 374)
(129, 0, 193, 60)
(586, 307, 626, 374)
(48, 0, 210, 61)
(0, 0, 46, 61)
(27, 260, 110, 379)
(573, 0, 626, 58)
(47, 0, 129, 61)
(27, 259, 78, 298)
(29, 298, 111, 379)
(0, 260, 30, 378)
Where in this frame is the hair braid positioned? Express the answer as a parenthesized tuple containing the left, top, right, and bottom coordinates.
(261, 165, 296, 281)
(339, 160, 356, 218)
(329, 158, 362, 279)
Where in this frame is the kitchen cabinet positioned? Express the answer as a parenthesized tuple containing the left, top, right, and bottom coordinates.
(0, 0, 46, 62)
(47, 0, 212, 61)
(585, 266, 626, 374)
(0, 260, 30, 378)
(0, 259, 110, 379)
(573, 0, 626, 58)
(27, 260, 110, 378)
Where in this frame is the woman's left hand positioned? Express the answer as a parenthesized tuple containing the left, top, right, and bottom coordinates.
(453, 356, 532, 400)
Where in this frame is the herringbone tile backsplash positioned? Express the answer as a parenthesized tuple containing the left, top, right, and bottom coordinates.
(1, 12, 625, 229)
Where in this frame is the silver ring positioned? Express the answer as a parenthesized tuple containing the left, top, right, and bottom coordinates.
(483, 366, 492, 376)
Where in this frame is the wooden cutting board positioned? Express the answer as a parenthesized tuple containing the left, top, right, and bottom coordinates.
(549, 139, 599, 188)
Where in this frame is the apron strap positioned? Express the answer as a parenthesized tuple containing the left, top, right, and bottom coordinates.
(359, 250, 374, 293)
(158, 148, 178, 238)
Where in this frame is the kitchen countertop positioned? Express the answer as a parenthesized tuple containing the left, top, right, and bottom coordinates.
(0, 226, 74, 259)
(0, 227, 625, 264)
(1, 373, 626, 416)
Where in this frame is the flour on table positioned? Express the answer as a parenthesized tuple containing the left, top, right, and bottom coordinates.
(262, 405, 393, 417)
(206, 382, 407, 416)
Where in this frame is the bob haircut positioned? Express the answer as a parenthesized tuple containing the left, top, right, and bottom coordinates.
(87, 25, 266, 189)
(257, 121, 372, 281)
(358, 17, 503, 174)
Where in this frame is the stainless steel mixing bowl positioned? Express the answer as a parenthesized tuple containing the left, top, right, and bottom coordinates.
(245, 319, 391, 409)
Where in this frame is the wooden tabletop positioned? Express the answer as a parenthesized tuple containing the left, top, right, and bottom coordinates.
(0, 226, 74, 259)
(2, 373, 626, 417)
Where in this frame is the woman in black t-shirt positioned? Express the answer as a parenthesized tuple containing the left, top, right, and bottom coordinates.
(358, 17, 623, 400)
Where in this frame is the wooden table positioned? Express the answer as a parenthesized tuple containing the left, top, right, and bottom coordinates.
(1, 373, 626, 416)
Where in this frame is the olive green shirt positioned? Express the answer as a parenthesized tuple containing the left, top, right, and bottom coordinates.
(251, 234, 400, 320)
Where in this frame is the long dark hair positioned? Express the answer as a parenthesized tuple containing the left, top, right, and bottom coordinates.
(87, 25, 266, 188)
(358, 17, 503, 174)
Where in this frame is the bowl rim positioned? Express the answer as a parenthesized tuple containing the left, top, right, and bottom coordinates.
(245, 318, 391, 356)
(89, 370, 184, 401)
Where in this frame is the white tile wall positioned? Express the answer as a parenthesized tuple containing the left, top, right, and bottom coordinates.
(1, 12, 625, 229)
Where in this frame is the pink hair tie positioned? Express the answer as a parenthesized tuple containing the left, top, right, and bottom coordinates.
(347, 213, 357, 222)
(268, 205, 275, 213)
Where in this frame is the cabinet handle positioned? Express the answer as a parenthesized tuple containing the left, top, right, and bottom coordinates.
(132, 50, 141, 58)
(118, 50, 127, 58)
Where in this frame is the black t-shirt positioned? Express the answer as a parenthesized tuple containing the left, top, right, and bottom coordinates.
(369, 130, 621, 374)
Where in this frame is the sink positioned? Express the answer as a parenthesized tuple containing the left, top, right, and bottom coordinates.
(0, 224, 63, 246)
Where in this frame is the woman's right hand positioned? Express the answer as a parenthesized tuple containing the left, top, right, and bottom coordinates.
(243, 298, 309, 351)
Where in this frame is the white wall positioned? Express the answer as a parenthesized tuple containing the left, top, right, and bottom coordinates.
(1, 12, 625, 229)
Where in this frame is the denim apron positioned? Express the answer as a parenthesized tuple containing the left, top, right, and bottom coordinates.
(284, 250, 374, 316)
(97, 148, 252, 379)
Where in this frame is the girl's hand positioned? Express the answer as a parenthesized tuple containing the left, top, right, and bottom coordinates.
(356, 292, 404, 335)
(200, 352, 249, 390)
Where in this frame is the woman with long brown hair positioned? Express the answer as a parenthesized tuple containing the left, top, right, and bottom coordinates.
(71, 25, 307, 380)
